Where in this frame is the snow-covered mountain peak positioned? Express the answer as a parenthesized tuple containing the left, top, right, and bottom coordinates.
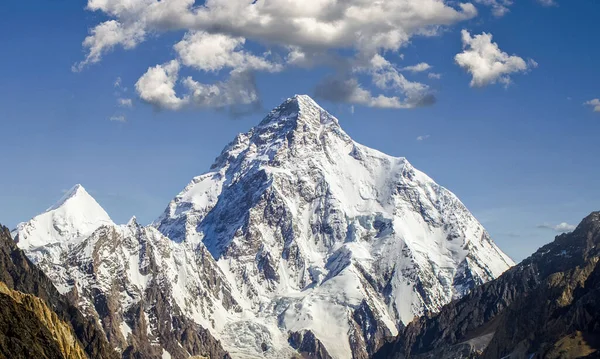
(153, 96, 514, 358)
(253, 94, 343, 140)
(126, 215, 139, 227)
(47, 184, 94, 211)
(12, 184, 113, 260)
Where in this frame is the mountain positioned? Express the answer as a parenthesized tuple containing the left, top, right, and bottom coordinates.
(13, 184, 113, 266)
(374, 211, 600, 359)
(14, 95, 513, 359)
(13, 186, 233, 359)
(0, 224, 118, 359)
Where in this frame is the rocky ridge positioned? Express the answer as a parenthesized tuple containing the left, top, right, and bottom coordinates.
(374, 212, 600, 359)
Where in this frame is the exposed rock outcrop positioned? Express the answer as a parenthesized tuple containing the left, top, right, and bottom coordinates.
(0, 224, 118, 359)
(288, 330, 333, 359)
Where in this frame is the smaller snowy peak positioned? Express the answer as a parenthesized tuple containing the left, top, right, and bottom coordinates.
(13, 184, 113, 256)
(127, 215, 139, 227)
(46, 184, 86, 211)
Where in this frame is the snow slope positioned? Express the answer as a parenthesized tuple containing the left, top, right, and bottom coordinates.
(12, 184, 114, 268)
(15, 95, 514, 359)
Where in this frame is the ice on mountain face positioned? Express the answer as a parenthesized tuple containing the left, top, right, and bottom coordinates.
(155, 94, 515, 358)
(12, 184, 113, 265)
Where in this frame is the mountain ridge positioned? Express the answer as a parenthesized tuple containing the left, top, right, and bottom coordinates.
(0, 224, 118, 359)
(374, 211, 600, 359)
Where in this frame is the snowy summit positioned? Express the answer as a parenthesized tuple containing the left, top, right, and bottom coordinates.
(13, 184, 113, 263)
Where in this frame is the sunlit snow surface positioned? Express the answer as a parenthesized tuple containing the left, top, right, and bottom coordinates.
(14, 95, 514, 359)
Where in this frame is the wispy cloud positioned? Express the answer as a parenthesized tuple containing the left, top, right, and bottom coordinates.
(537, 0, 558, 7)
(474, 0, 513, 17)
(584, 99, 600, 112)
(537, 222, 576, 233)
(428, 73, 442, 80)
(109, 115, 126, 123)
(401, 63, 432, 73)
(416, 135, 431, 141)
(118, 98, 133, 108)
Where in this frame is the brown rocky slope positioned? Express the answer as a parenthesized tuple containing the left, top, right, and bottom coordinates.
(0, 224, 118, 359)
(374, 212, 600, 359)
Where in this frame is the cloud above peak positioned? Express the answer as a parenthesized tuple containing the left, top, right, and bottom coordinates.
(74, 0, 481, 112)
(455, 30, 537, 87)
(174, 32, 283, 73)
(135, 60, 262, 112)
(79, 0, 478, 60)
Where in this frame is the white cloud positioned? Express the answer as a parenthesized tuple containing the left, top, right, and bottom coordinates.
(584, 99, 600, 112)
(315, 76, 421, 109)
(182, 71, 260, 109)
(455, 30, 536, 87)
(474, 0, 513, 17)
(401, 62, 432, 73)
(135, 60, 187, 110)
(75, 0, 481, 111)
(428, 73, 442, 79)
(174, 31, 282, 73)
(537, 0, 557, 7)
(114, 77, 122, 88)
(367, 55, 434, 105)
(135, 60, 261, 112)
(80, 0, 477, 59)
(316, 54, 436, 109)
(118, 98, 133, 107)
(110, 114, 127, 122)
(416, 135, 431, 141)
(537, 222, 576, 233)
(73, 20, 145, 72)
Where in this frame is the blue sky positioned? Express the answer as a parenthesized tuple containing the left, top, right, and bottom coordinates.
(1, 0, 599, 262)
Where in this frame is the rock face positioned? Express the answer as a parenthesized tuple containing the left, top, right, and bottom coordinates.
(0, 224, 117, 359)
(374, 211, 600, 359)
(0, 281, 88, 359)
(14, 95, 513, 359)
(288, 330, 333, 359)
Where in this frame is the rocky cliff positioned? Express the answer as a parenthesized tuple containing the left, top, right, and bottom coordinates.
(0, 224, 118, 359)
